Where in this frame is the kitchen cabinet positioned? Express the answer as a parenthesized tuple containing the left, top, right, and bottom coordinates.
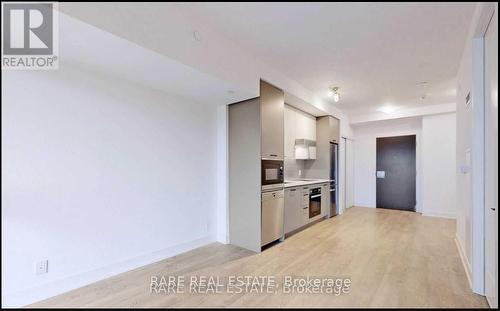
(284, 185, 311, 234)
(295, 111, 316, 141)
(261, 80, 284, 159)
(228, 80, 285, 253)
(284, 106, 296, 158)
(284, 183, 331, 235)
(304, 116, 317, 141)
(321, 183, 330, 216)
(284, 187, 302, 233)
(285, 105, 317, 160)
(301, 187, 310, 223)
(329, 116, 340, 143)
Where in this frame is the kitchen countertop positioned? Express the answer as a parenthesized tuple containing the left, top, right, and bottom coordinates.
(284, 179, 332, 188)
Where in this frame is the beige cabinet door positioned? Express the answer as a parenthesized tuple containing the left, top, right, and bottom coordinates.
(307, 116, 317, 141)
(330, 116, 340, 143)
(261, 81, 284, 159)
(321, 183, 330, 216)
(301, 187, 310, 224)
(284, 188, 302, 234)
(284, 106, 296, 158)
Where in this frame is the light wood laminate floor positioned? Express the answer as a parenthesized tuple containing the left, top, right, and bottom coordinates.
(31, 207, 488, 308)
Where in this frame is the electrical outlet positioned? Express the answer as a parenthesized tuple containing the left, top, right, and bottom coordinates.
(35, 260, 48, 275)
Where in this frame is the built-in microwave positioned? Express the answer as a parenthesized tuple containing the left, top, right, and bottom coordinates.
(261, 160, 284, 188)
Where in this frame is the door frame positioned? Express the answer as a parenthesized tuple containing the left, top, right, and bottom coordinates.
(375, 135, 417, 212)
(342, 137, 355, 210)
(469, 2, 497, 296)
(374, 132, 421, 213)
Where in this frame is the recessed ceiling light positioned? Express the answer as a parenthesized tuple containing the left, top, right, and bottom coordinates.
(417, 81, 428, 88)
(378, 105, 398, 114)
(328, 87, 340, 102)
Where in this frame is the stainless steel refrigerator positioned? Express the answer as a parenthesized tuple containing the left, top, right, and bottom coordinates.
(329, 142, 339, 217)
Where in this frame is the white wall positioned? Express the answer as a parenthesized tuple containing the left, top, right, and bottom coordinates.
(2, 64, 218, 307)
(344, 138, 355, 209)
(352, 115, 457, 216)
(454, 2, 498, 294)
(352, 117, 422, 210)
(421, 113, 457, 218)
(455, 12, 475, 273)
(216, 105, 229, 244)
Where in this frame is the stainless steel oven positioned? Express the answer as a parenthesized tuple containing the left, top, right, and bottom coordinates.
(261, 160, 284, 189)
(309, 187, 322, 218)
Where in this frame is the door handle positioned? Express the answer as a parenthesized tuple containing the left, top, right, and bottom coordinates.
(491, 207, 496, 211)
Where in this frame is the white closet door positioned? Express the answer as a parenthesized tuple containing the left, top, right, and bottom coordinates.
(484, 7, 498, 309)
(345, 139, 355, 209)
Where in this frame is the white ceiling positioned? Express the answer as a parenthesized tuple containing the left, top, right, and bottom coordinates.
(57, 12, 254, 106)
(59, 2, 476, 118)
(177, 2, 476, 116)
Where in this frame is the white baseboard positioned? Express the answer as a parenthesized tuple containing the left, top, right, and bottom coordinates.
(216, 234, 229, 244)
(353, 204, 376, 208)
(421, 211, 456, 219)
(455, 235, 473, 289)
(3, 235, 214, 308)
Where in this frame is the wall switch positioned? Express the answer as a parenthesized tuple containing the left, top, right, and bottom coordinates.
(35, 260, 48, 275)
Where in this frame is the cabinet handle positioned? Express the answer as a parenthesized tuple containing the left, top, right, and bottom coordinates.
(269, 154, 278, 157)
(290, 189, 296, 192)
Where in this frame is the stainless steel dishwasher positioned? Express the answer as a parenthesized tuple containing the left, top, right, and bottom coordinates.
(261, 189, 284, 246)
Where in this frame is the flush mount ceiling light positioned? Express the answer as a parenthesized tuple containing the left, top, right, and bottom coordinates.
(378, 105, 398, 114)
(328, 87, 340, 102)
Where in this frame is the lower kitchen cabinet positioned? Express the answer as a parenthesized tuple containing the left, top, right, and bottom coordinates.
(285, 183, 330, 235)
(284, 188, 302, 233)
(321, 183, 330, 217)
(300, 187, 310, 223)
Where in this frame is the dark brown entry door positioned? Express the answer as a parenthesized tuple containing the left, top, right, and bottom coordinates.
(376, 135, 416, 211)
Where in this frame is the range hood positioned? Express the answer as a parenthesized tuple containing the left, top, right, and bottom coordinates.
(295, 139, 316, 160)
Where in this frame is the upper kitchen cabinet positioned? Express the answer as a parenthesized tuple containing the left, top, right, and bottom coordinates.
(284, 105, 296, 158)
(284, 104, 318, 160)
(330, 116, 340, 143)
(295, 109, 316, 141)
(317, 115, 340, 143)
(261, 80, 284, 159)
(330, 117, 340, 143)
